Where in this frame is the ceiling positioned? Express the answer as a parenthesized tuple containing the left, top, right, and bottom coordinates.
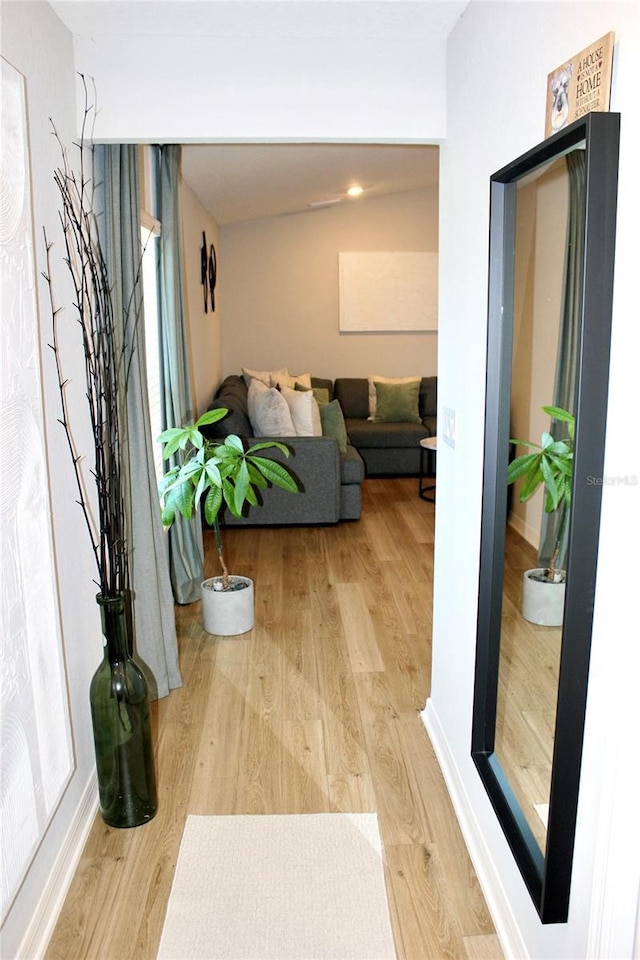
(50, 1, 466, 224)
(180, 143, 440, 225)
(50, 2, 469, 41)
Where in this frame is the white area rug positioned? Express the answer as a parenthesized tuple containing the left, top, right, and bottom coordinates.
(157, 813, 396, 959)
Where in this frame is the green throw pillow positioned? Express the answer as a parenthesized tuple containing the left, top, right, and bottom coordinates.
(295, 382, 331, 407)
(319, 400, 348, 453)
(374, 380, 421, 424)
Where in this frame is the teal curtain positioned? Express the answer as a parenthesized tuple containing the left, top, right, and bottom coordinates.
(154, 145, 204, 603)
(94, 144, 182, 699)
(538, 150, 586, 570)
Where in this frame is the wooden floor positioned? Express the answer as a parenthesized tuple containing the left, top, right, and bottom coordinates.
(45, 478, 503, 960)
(495, 525, 561, 849)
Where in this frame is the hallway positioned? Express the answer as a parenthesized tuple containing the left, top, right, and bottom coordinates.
(45, 479, 502, 959)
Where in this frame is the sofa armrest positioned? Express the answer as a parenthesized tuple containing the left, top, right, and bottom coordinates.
(221, 436, 341, 526)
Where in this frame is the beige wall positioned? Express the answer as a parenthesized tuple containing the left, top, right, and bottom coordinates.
(179, 177, 222, 415)
(219, 186, 438, 382)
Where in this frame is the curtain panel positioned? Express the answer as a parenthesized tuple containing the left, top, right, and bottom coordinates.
(94, 144, 182, 699)
(154, 144, 205, 604)
(538, 150, 586, 570)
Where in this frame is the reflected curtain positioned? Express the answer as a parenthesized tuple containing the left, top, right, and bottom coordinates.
(154, 145, 204, 603)
(94, 144, 183, 699)
(538, 150, 586, 569)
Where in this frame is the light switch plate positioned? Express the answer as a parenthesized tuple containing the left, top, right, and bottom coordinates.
(443, 407, 456, 448)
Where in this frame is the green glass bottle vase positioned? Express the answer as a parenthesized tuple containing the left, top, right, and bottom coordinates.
(89, 592, 158, 828)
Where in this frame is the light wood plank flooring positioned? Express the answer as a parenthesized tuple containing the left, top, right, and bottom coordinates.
(496, 525, 562, 849)
(45, 478, 504, 960)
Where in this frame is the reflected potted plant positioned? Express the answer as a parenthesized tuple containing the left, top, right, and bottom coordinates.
(157, 412, 299, 635)
(507, 404, 574, 626)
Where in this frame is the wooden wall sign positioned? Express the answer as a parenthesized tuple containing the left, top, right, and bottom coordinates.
(545, 32, 615, 138)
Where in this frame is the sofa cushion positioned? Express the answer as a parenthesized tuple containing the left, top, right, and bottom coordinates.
(333, 379, 370, 420)
(247, 379, 296, 436)
(367, 374, 421, 419)
(312, 386, 331, 406)
(295, 379, 332, 407)
(319, 399, 348, 453)
(340, 445, 366, 484)
(422, 415, 437, 438)
(311, 377, 333, 399)
(280, 385, 322, 437)
(220, 437, 341, 526)
(271, 371, 312, 390)
(215, 374, 250, 415)
(419, 376, 437, 419)
(297, 384, 331, 406)
(204, 400, 252, 439)
(242, 366, 288, 387)
(345, 418, 429, 449)
(373, 380, 421, 424)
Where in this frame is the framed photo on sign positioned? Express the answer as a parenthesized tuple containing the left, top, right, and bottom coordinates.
(545, 32, 615, 138)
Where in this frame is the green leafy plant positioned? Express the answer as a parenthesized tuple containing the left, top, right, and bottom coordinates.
(507, 404, 574, 583)
(157, 410, 299, 588)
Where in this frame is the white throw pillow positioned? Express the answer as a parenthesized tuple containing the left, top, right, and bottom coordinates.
(270, 371, 312, 391)
(280, 385, 322, 437)
(247, 378, 296, 436)
(367, 374, 421, 420)
(242, 366, 289, 388)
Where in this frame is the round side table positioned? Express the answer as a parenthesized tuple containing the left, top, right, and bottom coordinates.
(419, 436, 437, 502)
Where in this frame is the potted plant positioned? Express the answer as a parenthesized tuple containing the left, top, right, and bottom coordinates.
(157, 412, 299, 635)
(507, 404, 574, 626)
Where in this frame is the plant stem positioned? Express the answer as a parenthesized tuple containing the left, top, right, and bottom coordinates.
(547, 502, 569, 582)
(213, 518, 229, 590)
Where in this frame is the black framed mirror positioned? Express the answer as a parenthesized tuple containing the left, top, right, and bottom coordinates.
(472, 112, 620, 924)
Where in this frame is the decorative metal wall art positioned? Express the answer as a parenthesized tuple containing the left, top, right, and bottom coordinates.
(200, 231, 217, 313)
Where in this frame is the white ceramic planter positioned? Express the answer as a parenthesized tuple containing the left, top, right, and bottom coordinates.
(522, 568, 566, 627)
(201, 576, 254, 636)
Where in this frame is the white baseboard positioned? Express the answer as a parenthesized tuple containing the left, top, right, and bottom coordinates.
(422, 699, 528, 960)
(17, 771, 98, 960)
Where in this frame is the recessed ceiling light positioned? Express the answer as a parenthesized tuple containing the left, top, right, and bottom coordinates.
(347, 185, 364, 198)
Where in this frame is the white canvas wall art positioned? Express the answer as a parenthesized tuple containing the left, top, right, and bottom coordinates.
(0, 57, 74, 922)
(338, 251, 438, 332)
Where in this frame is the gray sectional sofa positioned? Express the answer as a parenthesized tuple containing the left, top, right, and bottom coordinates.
(200, 375, 365, 525)
(200, 374, 437, 526)
(334, 377, 437, 476)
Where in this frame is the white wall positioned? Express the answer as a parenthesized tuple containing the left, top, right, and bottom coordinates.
(1, 5, 105, 958)
(70, 34, 446, 144)
(426, 4, 640, 959)
(220, 187, 438, 382)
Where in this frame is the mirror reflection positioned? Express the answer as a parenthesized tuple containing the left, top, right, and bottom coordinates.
(494, 147, 585, 851)
(472, 111, 619, 923)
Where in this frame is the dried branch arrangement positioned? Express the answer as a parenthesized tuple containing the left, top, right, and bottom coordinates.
(43, 79, 139, 599)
